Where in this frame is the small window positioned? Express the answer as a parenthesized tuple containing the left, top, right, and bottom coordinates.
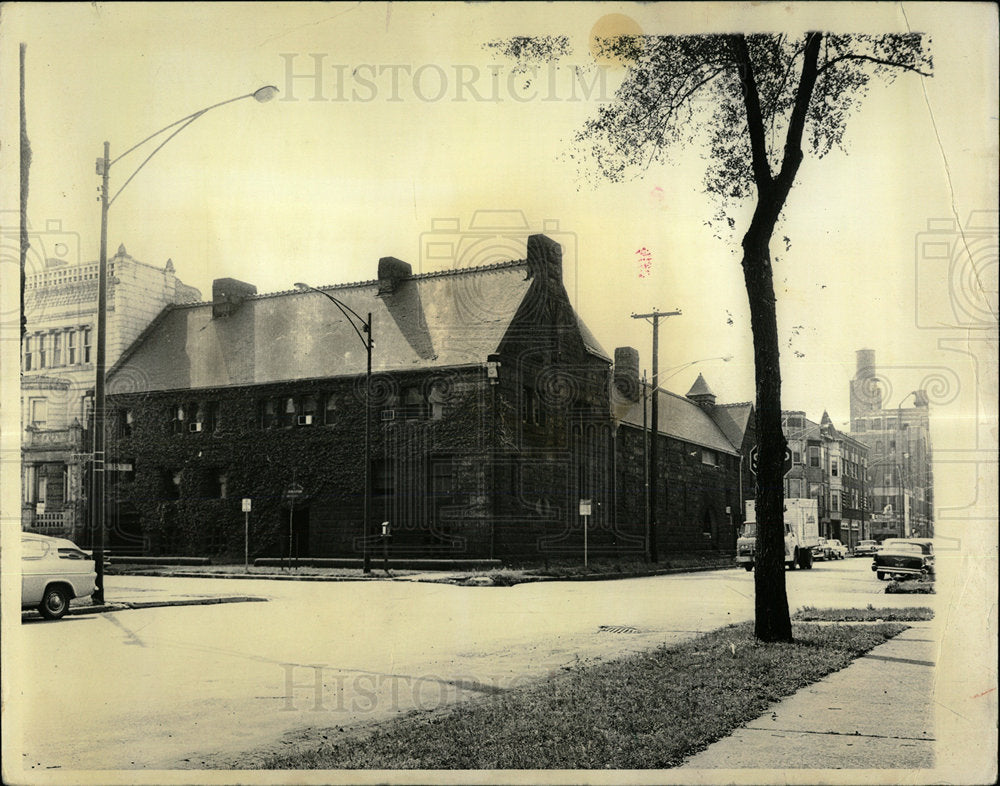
(831, 460, 838, 477)
(170, 404, 188, 434)
(323, 393, 338, 424)
(23, 336, 34, 371)
(67, 330, 77, 364)
(701, 449, 718, 467)
(217, 473, 228, 499)
(793, 451, 802, 464)
(30, 399, 47, 428)
(809, 446, 820, 467)
(83, 328, 92, 364)
(163, 470, 181, 499)
(52, 332, 62, 366)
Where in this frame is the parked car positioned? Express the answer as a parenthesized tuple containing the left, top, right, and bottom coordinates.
(855, 539, 879, 556)
(811, 537, 829, 561)
(20, 533, 97, 619)
(826, 539, 848, 559)
(872, 538, 935, 581)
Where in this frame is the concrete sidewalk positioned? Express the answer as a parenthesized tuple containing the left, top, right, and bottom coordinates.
(680, 622, 935, 771)
(22, 577, 268, 620)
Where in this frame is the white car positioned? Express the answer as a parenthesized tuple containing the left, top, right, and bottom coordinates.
(20, 533, 97, 619)
(827, 539, 848, 559)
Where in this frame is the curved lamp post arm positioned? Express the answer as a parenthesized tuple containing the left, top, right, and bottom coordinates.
(107, 86, 278, 207)
(294, 283, 371, 348)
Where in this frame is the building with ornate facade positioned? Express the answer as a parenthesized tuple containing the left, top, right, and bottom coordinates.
(20, 245, 200, 540)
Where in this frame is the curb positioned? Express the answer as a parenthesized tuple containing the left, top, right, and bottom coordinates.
(107, 562, 739, 586)
(22, 595, 268, 620)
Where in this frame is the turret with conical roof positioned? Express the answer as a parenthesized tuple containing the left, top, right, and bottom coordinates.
(686, 373, 717, 410)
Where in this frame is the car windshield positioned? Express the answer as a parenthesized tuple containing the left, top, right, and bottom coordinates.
(739, 523, 756, 538)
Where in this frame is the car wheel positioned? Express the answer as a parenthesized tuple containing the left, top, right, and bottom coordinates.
(876, 571, 887, 581)
(39, 586, 70, 620)
(743, 564, 753, 572)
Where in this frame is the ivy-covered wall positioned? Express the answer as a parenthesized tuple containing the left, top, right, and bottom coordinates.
(616, 422, 747, 555)
(107, 367, 496, 560)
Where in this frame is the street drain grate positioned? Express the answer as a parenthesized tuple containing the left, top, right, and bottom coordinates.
(599, 625, 640, 634)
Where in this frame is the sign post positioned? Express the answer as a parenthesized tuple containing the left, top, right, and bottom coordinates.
(579, 499, 592, 567)
(242, 498, 252, 572)
(381, 521, 390, 573)
(285, 484, 304, 570)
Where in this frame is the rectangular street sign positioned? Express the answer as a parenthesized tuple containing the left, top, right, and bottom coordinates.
(242, 498, 252, 513)
(579, 499, 592, 516)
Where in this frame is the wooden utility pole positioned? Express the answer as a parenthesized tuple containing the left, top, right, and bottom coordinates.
(632, 309, 681, 562)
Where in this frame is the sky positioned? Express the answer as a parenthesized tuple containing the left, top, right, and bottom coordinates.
(1, 1, 997, 528)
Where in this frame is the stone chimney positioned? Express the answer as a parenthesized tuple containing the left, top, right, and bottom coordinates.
(377, 256, 412, 296)
(686, 373, 717, 411)
(613, 347, 640, 404)
(212, 278, 257, 319)
(526, 234, 563, 284)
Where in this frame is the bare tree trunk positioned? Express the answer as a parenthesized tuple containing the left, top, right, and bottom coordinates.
(742, 227, 792, 643)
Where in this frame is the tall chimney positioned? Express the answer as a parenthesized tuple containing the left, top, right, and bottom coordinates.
(212, 278, 257, 319)
(377, 256, 411, 296)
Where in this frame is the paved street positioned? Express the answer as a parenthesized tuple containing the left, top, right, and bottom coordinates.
(16, 558, 937, 771)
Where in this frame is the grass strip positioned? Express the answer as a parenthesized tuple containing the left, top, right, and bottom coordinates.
(793, 605, 933, 622)
(252, 620, 906, 770)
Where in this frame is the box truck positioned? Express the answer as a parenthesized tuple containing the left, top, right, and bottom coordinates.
(736, 498, 820, 571)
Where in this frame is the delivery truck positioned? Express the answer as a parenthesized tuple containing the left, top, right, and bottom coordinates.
(736, 498, 819, 571)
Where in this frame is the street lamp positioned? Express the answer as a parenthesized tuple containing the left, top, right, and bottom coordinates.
(295, 283, 374, 574)
(660, 355, 734, 384)
(91, 85, 277, 603)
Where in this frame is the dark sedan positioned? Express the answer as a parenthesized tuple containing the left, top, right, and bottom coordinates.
(872, 538, 935, 580)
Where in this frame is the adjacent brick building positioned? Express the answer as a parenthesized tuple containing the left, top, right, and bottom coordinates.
(20, 245, 200, 540)
(781, 409, 869, 548)
(613, 362, 755, 557)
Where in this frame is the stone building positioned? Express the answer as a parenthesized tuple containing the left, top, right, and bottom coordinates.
(613, 363, 755, 556)
(848, 348, 934, 540)
(20, 245, 200, 539)
(104, 235, 620, 561)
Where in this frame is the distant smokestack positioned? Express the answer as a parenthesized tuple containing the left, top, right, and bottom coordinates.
(856, 348, 876, 379)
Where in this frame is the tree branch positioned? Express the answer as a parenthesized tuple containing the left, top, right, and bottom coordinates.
(817, 53, 932, 78)
(728, 34, 773, 194)
(775, 32, 822, 197)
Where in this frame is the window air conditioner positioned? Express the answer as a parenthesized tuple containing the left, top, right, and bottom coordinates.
(381, 410, 395, 421)
(297, 415, 313, 426)
(189, 422, 203, 433)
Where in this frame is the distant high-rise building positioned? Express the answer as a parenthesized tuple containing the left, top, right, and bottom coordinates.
(848, 349, 934, 540)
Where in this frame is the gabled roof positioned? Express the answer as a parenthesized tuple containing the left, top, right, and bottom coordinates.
(618, 385, 739, 455)
(107, 244, 608, 395)
(710, 402, 753, 449)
